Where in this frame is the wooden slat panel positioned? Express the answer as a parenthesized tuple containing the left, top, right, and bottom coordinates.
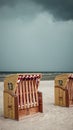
(22, 80, 26, 109)
(34, 78, 38, 106)
(38, 92, 43, 112)
(15, 84, 19, 107)
(71, 81, 73, 105)
(4, 92, 9, 118)
(26, 79, 30, 108)
(68, 80, 72, 105)
(29, 79, 33, 107)
(68, 79, 73, 106)
(4, 92, 15, 119)
(31, 78, 36, 107)
(63, 91, 66, 106)
(19, 81, 23, 109)
(55, 87, 60, 105)
(59, 88, 63, 106)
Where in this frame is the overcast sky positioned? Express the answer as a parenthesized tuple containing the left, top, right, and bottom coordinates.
(0, 0, 73, 72)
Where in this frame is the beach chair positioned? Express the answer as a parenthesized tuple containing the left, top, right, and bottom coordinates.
(54, 74, 73, 107)
(4, 74, 43, 120)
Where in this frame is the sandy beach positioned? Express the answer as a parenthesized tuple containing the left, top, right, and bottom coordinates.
(0, 81, 73, 130)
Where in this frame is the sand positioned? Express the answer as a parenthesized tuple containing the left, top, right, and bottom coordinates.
(0, 81, 73, 130)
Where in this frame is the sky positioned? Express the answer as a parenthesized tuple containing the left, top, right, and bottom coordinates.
(0, 0, 73, 72)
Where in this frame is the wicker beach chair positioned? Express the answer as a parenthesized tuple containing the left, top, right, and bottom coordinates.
(4, 74, 43, 120)
(54, 74, 73, 107)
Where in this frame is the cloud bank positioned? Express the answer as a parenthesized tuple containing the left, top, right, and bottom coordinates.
(0, 0, 73, 20)
(33, 0, 73, 20)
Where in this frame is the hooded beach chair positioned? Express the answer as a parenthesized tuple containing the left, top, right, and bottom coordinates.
(4, 74, 43, 120)
(54, 74, 73, 107)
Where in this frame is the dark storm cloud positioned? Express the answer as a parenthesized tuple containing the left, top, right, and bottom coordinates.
(0, 0, 41, 20)
(32, 0, 73, 20)
(0, 0, 73, 20)
(0, 0, 28, 7)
